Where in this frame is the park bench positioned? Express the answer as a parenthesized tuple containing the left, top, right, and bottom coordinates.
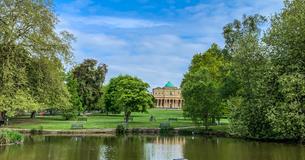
(160, 122, 171, 129)
(71, 123, 83, 129)
(168, 118, 178, 122)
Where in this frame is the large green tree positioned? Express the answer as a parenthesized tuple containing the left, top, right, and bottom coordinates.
(72, 59, 107, 111)
(263, 0, 305, 139)
(103, 75, 154, 123)
(0, 0, 74, 119)
(181, 44, 227, 130)
(63, 72, 83, 120)
(222, 15, 274, 138)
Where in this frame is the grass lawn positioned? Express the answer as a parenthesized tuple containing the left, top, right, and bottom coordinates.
(6, 109, 229, 131)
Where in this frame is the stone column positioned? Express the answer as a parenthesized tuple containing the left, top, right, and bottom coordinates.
(160, 99, 164, 107)
(174, 99, 176, 108)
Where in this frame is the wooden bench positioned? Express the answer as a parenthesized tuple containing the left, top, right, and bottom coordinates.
(168, 118, 178, 122)
(71, 123, 83, 129)
(160, 122, 171, 129)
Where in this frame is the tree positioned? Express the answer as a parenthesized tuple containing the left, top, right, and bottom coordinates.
(72, 59, 107, 111)
(0, 0, 74, 120)
(103, 75, 154, 123)
(63, 72, 83, 120)
(222, 15, 274, 138)
(28, 57, 71, 118)
(181, 44, 227, 130)
(263, 0, 305, 140)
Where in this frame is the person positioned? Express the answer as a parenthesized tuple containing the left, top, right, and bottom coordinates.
(150, 115, 156, 122)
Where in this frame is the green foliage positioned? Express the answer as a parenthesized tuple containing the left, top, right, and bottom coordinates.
(116, 124, 127, 135)
(181, 44, 227, 130)
(62, 110, 78, 120)
(0, 130, 24, 145)
(263, 0, 305, 139)
(182, 0, 305, 140)
(64, 72, 83, 118)
(223, 15, 273, 138)
(72, 59, 107, 111)
(197, 0, 305, 140)
(30, 126, 44, 134)
(103, 75, 154, 123)
(0, 0, 74, 117)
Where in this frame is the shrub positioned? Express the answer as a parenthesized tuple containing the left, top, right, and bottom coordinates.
(116, 124, 127, 135)
(0, 130, 24, 145)
(62, 109, 78, 120)
(30, 126, 44, 134)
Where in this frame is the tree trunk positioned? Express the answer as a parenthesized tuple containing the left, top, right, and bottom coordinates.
(0, 112, 5, 121)
(204, 112, 209, 131)
(31, 111, 36, 119)
(212, 116, 216, 125)
(49, 109, 54, 115)
(0, 112, 7, 127)
(125, 111, 131, 124)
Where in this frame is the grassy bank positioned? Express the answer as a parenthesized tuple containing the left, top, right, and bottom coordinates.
(6, 109, 229, 132)
(0, 130, 24, 145)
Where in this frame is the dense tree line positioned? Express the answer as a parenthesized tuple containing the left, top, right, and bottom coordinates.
(182, 0, 305, 140)
(0, 0, 152, 122)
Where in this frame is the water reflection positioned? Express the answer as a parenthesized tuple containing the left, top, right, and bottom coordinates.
(0, 135, 305, 160)
(145, 137, 185, 160)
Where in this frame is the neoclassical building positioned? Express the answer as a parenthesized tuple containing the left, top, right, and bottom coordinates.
(152, 81, 183, 109)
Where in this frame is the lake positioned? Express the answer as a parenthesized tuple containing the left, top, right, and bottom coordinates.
(0, 135, 304, 160)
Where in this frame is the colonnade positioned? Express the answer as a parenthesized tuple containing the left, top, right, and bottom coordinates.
(156, 99, 183, 109)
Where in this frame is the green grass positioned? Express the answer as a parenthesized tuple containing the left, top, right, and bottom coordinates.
(7, 109, 229, 131)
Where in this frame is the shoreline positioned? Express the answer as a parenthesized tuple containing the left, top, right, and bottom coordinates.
(1, 128, 303, 145)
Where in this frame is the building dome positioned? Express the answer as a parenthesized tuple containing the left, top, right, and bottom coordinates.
(164, 81, 175, 88)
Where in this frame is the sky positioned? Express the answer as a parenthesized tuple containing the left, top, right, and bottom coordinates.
(54, 0, 283, 89)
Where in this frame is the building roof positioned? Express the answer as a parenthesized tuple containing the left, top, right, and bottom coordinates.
(164, 81, 175, 88)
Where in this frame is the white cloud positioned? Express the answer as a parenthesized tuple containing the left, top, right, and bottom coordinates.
(57, 0, 284, 89)
(59, 15, 170, 29)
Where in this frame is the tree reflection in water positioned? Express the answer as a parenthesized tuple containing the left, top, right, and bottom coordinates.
(0, 136, 305, 160)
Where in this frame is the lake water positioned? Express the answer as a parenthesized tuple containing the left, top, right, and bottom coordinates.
(0, 135, 305, 160)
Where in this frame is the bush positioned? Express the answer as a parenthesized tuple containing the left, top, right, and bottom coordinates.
(62, 109, 78, 120)
(30, 126, 44, 134)
(116, 124, 127, 135)
(0, 130, 24, 145)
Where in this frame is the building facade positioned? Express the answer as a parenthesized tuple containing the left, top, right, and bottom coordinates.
(152, 81, 183, 109)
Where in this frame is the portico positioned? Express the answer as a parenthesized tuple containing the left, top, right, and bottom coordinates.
(152, 81, 183, 109)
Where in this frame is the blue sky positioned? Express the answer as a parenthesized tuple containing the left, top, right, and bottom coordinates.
(54, 0, 283, 89)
